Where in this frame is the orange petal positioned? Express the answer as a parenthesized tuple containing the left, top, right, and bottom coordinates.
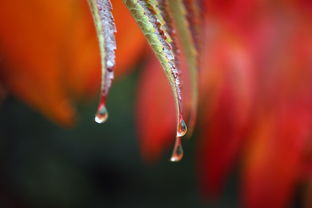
(112, 0, 147, 76)
(61, 0, 101, 101)
(0, 0, 78, 125)
(0, 0, 146, 125)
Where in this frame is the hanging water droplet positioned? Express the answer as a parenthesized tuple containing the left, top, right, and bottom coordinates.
(95, 104, 108, 123)
(177, 119, 187, 137)
(170, 137, 184, 162)
(88, 0, 116, 121)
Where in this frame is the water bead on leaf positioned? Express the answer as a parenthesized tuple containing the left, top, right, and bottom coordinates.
(177, 119, 188, 137)
(95, 103, 108, 124)
(88, 0, 201, 161)
(168, 0, 200, 136)
(170, 137, 184, 162)
(123, 0, 190, 161)
(88, 0, 116, 122)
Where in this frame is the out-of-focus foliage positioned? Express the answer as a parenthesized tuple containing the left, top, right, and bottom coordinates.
(122, 0, 201, 161)
(137, 1, 312, 208)
(0, 0, 146, 125)
(0, 0, 312, 208)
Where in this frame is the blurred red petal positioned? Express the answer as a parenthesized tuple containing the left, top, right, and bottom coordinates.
(242, 110, 311, 208)
(136, 56, 176, 162)
(197, 27, 254, 197)
(241, 18, 312, 208)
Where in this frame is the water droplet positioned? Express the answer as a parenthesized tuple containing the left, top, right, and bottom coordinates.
(95, 104, 108, 123)
(177, 119, 187, 137)
(106, 60, 114, 69)
(170, 137, 184, 162)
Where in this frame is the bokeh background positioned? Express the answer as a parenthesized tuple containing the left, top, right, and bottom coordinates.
(0, 0, 312, 208)
(0, 72, 213, 208)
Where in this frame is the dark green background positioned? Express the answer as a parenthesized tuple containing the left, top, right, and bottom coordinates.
(0, 69, 239, 208)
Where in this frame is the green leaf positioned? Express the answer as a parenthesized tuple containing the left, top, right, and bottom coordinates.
(88, 0, 117, 123)
(123, 0, 190, 161)
(88, 0, 201, 161)
(123, 0, 187, 136)
(168, 0, 200, 136)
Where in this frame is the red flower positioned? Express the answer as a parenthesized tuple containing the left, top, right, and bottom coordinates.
(137, 1, 312, 207)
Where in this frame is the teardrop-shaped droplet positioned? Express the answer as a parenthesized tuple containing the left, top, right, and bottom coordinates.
(170, 137, 184, 162)
(88, 0, 116, 122)
(177, 119, 187, 137)
(95, 104, 108, 123)
(168, 0, 200, 138)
